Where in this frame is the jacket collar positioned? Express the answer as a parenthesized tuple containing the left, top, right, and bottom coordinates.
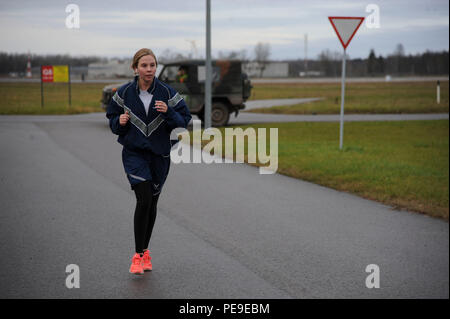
(132, 76, 159, 123)
(134, 75, 157, 95)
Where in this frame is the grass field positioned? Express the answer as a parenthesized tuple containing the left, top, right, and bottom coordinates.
(1, 80, 448, 115)
(248, 81, 449, 114)
(0, 82, 108, 114)
(192, 120, 449, 220)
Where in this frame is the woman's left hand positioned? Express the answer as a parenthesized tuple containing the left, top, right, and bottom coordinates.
(154, 100, 168, 113)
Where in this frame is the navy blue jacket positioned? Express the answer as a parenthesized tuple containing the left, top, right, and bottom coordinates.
(106, 76, 192, 155)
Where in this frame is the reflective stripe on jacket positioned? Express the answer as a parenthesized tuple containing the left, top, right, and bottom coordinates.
(106, 76, 192, 155)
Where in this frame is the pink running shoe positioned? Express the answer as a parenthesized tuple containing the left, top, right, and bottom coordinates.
(142, 249, 152, 271)
(129, 253, 144, 275)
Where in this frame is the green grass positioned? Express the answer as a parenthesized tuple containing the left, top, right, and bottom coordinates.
(192, 120, 449, 220)
(248, 81, 449, 114)
(2, 80, 448, 115)
(0, 82, 108, 114)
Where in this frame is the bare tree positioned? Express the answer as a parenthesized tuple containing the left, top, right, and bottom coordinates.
(318, 49, 346, 77)
(218, 50, 237, 59)
(217, 49, 248, 60)
(159, 49, 189, 64)
(254, 42, 271, 77)
(239, 49, 248, 61)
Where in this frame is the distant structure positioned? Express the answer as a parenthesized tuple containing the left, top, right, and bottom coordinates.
(88, 59, 134, 78)
(26, 52, 32, 78)
(243, 61, 289, 78)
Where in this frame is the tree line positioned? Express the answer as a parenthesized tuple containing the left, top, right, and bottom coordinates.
(0, 46, 448, 77)
(291, 46, 449, 77)
(0, 52, 105, 75)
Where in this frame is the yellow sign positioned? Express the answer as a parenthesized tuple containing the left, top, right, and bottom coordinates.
(53, 65, 69, 83)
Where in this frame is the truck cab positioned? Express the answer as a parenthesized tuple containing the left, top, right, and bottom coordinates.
(158, 60, 252, 126)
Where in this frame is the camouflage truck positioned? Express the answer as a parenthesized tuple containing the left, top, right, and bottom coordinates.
(101, 59, 252, 126)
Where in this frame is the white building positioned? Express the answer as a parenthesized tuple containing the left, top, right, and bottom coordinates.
(243, 61, 289, 78)
(88, 59, 134, 78)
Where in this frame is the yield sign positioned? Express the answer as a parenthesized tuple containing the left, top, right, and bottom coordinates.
(328, 16, 364, 49)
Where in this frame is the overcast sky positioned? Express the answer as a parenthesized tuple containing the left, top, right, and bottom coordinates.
(0, 0, 448, 60)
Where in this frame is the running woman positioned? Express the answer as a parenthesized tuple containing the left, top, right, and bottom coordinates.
(106, 48, 192, 274)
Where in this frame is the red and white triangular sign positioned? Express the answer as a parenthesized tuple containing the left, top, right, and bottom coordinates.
(328, 16, 364, 50)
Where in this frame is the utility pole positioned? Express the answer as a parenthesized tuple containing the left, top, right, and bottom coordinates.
(204, 0, 212, 129)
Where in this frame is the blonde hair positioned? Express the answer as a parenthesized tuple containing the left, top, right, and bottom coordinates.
(131, 48, 157, 70)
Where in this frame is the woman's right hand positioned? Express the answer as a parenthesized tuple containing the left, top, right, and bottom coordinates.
(119, 111, 130, 126)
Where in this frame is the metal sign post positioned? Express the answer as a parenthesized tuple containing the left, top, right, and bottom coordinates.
(437, 80, 441, 104)
(328, 16, 364, 150)
(40, 66, 44, 108)
(339, 51, 346, 150)
(40, 65, 70, 109)
(68, 65, 71, 107)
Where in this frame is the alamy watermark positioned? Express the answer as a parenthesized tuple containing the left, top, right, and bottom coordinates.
(366, 4, 380, 29)
(365, 264, 380, 289)
(65, 264, 80, 289)
(65, 4, 80, 29)
(170, 120, 279, 174)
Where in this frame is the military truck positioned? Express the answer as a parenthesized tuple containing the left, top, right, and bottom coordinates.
(101, 60, 252, 126)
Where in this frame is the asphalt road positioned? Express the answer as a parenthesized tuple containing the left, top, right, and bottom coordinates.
(0, 112, 448, 298)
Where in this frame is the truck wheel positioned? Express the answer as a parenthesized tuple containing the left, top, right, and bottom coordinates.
(211, 102, 230, 127)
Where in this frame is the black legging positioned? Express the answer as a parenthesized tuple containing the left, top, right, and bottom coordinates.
(133, 181, 160, 254)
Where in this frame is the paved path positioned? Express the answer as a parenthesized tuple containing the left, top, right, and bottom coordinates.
(239, 98, 448, 124)
(0, 113, 448, 298)
(245, 98, 324, 110)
